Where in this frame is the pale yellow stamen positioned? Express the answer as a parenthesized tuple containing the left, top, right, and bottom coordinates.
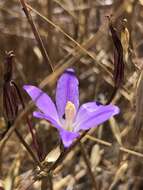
(65, 101, 76, 120)
(64, 101, 76, 131)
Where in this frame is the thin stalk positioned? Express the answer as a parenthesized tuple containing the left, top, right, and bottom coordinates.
(86, 135, 143, 158)
(79, 142, 98, 190)
(48, 173, 53, 190)
(19, 0, 53, 72)
(12, 81, 42, 160)
(24, 131, 88, 190)
(106, 87, 118, 105)
(41, 174, 53, 190)
(47, 131, 88, 173)
(15, 128, 42, 170)
(47, 0, 53, 61)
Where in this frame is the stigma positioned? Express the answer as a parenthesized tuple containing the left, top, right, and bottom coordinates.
(63, 101, 76, 131)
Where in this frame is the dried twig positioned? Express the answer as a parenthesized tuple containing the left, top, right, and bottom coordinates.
(79, 141, 98, 190)
(86, 135, 143, 159)
(19, 0, 53, 72)
(15, 128, 43, 169)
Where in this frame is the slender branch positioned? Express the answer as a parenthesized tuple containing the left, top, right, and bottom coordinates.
(41, 174, 53, 190)
(15, 128, 43, 169)
(41, 177, 49, 190)
(40, 7, 54, 190)
(46, 0, 53, 61)
(47, 131, 88, 173)
(25, 131, 143, 190)
(86, 135, 143, 158)
(48, 173, 53, 190)
(79, 142, 98, 190)
(19, 0, 54, 72)
(12, 81, 42, 160)
(106, 87, 118, 104)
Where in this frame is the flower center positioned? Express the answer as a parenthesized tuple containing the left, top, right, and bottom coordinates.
(63, 101, 76, 131)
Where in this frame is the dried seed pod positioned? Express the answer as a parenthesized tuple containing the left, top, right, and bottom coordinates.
(109, 20, 124, 88)
(3, 51, 19, 124)
(3, 81, 19, 124)
(106, 17, 125, 105)
(3, 51, 14, 82)
(2, 51, 42, 160)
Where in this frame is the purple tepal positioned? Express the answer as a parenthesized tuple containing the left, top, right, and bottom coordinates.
(23, 69, 119, 147)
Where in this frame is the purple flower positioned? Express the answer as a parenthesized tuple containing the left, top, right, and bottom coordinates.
(23, 69, 119, 148)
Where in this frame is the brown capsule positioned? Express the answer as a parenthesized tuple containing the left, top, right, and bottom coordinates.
(3, 51, 18, 126)
(2, 51, 42, 159)
(109, 20, 124, 88)
(3, 81, 19, 124)
(3, 51, 14, 82)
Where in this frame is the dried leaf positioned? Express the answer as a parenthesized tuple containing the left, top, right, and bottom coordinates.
(109, 162, 128, 190)
(109, 117, 122, 146)
(90, 144, 103, 172)
(45, 146, 61, 163)
(139, 0, 143, 5)
(15, 170, 35, 190)
(4, 156, 21, 190)
(0, 180, 5, 190)
(0, 118, 7, 137)
(33, 46, 43, 64)
(129, 71, 143, 145)
(121, 24, 130, 63)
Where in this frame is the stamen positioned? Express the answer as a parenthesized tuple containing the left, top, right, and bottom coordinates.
(64, 101, 76, 131)
(65, 101, 76, 120)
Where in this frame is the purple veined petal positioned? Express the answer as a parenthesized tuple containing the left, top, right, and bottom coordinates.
(55, 68, 79, 119)
(33, 111, 61, 129)
(75, 102, 103, 123)
(23, 85, 59, 122)
(59, 128, 79, 148)
(74, 103, 119, 132)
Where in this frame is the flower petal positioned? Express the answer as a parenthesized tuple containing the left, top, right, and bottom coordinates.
(34, 111, 79, 148)
(75, 102, 102, 122)
(59, 128, 79, 148)
(33, 111, 61, 128)
(74, 102, 119, 131)
(56, 68, 79, 118)
(23, 85, 59, 122)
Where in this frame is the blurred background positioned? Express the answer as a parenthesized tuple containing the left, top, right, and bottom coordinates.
(0, 0, 143, 189)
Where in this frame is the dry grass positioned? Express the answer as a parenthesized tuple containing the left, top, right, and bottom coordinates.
(0, 0, 143, 190)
